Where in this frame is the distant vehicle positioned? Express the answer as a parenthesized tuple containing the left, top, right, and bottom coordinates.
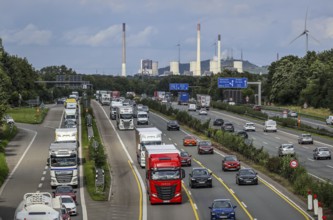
(222, 155, 241, 171)
(183, 135, 197, 146)
(209, 199, 237, 220)
(180, 151, 192, 166)
(326, 116, 333, 125)
(313, 147, 331, 160)
(197, 140, 214, 154)
(2, 114, 14, 124)
(64, 120, 77, 128)
(196, 94, 211, 110)
(198, 108, 208, 115)
(222, 122, 234, 132)
(236, 168, 258, 185)
(60, 195, 77, 216)
(178, 92, 190, 105)
(298, 134, 313, 144)
(161, 99, 168, 104)
(57, 97, 66, 104)
(136, 111, 149, 125)
(288, 110, 298, 118)
(53, 186, 77, 203)
(263, 119, 277, 132)
(141, 105, 149, 113)
(278, 144, 295, 157)
(228, 101, 236, 105)
(235, 130, 248, 139)
(189, 167, 212, 188)
(61, 205, 71, 220)
(167, 120, 180, 131)
(213, 118, 224, 126)
(243, 122, 255, 131)
(253, 105, 262, 111)
(188, 103, 197, 111)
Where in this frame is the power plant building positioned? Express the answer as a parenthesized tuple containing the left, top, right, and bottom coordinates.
(233, 60, 243, 73)
(169, 61, 180, 75)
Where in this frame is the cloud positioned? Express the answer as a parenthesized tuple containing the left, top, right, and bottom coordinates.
(1, 24, 52, 45)
(64, 25, 122, 46)
(127, 26, 158, 47)
(313, 17, 333, 40)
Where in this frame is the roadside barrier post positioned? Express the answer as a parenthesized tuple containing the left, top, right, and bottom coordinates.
(317, 202, 323, 220)
(313, 194, 318, 216)
(307, 190, 313, 211)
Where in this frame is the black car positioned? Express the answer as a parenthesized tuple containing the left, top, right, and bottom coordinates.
(167, 120, 180, 131)
(213, 118, 224, 126)
(222, 123, 234, 132)
(189, 167, 212, 188)
(236, 168, 258, 185)
(235, 130, 248, 139)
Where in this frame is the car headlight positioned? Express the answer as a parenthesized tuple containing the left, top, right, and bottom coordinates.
(208, 177, 212, 180)
(239, 177, 243, 180)
(211, 212, 216, 215)
(191, 178, 196, 181)
(253, 176, 258, 179)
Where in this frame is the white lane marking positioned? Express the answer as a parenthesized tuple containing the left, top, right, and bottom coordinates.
(99, 101, 147, 220)
(194, 204, 198, 210)
(308, 173, 329, 183)
(327, 165, 333, 169)
(275, 137, 280, 140)
(307, 158, 315, 162)
(229, 189, 235, 194)
(263, 142, 268, 145)
(168, 138, 172, 141)
(38, 183, 42, 188)
(188, 190, 192, 196)
(174, 143, 178, 146)
(288, 141, 293, 144)
(44, 166, 48, 170)
(241, 202, 247, 208)
(252, 137, 256, 140)
(43, 171, 47, 175)
(0, 128, 37, 196)
(41, 177, 45, 181)
(163, 133, 166, 136)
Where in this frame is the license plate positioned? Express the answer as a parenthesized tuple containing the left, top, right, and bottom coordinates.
(163, 200, 170, 203)
(199, 181, 206, 184)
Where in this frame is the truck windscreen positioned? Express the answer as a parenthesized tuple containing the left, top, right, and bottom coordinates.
(151, 170, 180, 180)
(120, 114, 133, 119)
(51, 157, 77, 167)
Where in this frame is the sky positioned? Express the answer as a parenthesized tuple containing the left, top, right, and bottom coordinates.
(0, 0, 332, 75)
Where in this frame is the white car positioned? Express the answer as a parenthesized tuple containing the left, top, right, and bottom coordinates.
(244, 122, 256, 132)
(188, 104, 197, 111)
(198, 108, 208, 115)
(2, 115, 15, 124)
(61, 195, 77, 216)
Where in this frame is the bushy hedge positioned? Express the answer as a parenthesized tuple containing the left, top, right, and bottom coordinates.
(143, 99, 333, 211)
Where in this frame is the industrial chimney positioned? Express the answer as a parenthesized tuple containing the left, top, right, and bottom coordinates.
(217, 34, 221, 73)
(196, 23, 201, 76)
(121, 23, 126, 77)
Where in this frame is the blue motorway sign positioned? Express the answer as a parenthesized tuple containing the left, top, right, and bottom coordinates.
(217, 77, 248, 89)
(169, 83, 189, 91)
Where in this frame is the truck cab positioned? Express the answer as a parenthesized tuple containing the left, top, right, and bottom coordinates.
(116, 106, 134, 130)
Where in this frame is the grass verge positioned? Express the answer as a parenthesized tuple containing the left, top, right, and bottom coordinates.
(7, 107, 48, 124)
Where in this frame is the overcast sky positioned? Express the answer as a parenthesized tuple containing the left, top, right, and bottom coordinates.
(1, 0, 332, 75)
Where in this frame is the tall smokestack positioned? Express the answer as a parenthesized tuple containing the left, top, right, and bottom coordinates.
(196, 23, 201, 76)
(121, 23, 126, 77)
(217, 34, 221, 73)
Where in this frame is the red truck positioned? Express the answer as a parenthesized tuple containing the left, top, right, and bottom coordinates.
(111, 91, 120, 100)
(145, 144, 185, 204)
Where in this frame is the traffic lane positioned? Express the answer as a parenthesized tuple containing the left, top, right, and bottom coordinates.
(92, 100, 141, 220)
(150, 112, 311, 220)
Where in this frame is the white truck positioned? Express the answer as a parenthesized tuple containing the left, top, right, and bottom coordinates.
(196, 94, 211, 110)
(14, 192, 63, 220)
(49, 142, 78, 188)
(64, 108, 77, 124)
(100, 93, 111, 106)
(136, 127, 163, 167)
(136, 111, 149, 125)
(110, 100, 123, 120)
(116, 106, 134, 130)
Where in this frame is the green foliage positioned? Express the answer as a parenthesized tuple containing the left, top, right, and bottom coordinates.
(7, 107, 48, 124)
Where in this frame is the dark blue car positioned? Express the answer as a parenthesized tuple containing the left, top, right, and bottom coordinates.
(209, 199, 237, 220)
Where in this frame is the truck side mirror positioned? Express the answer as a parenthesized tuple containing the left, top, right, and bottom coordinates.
(181, 169, 185, 179)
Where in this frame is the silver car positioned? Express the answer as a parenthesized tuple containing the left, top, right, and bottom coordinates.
(278, 144, 295, 157)
(298, 134, 313, 144)
(313, 147, 331, 160)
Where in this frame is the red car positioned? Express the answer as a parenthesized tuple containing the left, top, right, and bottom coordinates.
(197, 141, 214, 154)
(61, 205, 71, 220)
(183, 135, 197, 146)
(53, 186, 77, 203)
(222, 155, 241, 171)
(180, 151, 192, 166)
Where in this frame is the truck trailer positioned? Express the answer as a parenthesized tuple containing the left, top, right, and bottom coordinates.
(178, 92, 190, 105)
(136, 127, 162, 167)
(145, 144, 185, 204)
(196, 94, 211, 110)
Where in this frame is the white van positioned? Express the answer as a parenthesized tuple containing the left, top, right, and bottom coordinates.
(188, 103, 196, 111)
(64, 109, 77, 124)
(264, 119, 277, 132)
(137, 111, 149, 125)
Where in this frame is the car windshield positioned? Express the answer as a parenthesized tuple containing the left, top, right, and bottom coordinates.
(169, 121, 178, 125)
(319, 148, 329, 152)
(246, 123, 254, 126)
(61, 197, 73, 203)
(137, 114, 147, 118)
(303, 134, 311, 138)
(199, 141, 211, 146)
(184, 136, 194, 140)
(267, 120, 276, 126)
(282, 144, 293, 149)
(224, 156, 237, 162)
(213, 201, 232, 208)
(151, 170, 180, 180)
(181, 152, 189, 157)
(225, 123, 233, 126)
(192, 169, 209, 176)
(56, 187, 73, 193)
(51, 157, 77, 167)
(239, 169, 255, 175)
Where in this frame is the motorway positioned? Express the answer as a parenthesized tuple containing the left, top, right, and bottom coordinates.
(95, 100, 312, 220)
(174, 104, 333, 182)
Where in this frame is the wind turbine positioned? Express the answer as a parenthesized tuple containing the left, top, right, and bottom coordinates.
(289, 8, 319, 52)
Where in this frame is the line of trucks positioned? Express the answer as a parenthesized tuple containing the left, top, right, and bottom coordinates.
(15, 92, 80, 219)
